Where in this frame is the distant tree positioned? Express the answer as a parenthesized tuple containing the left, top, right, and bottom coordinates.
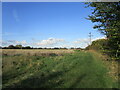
(70, 47, 75, 49)
(38, 47, 42, 49)
(24, 46, 31, 49)
(15, 45, 22, 49)
(76, 47, 81, 49)
(44, 47, 47, 49)
(8, 45, 15, 49)
(63, 47, 67, 49)
(54, 47, 59, 49)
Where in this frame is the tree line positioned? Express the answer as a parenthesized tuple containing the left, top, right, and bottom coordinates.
(1, 45, 82, 50)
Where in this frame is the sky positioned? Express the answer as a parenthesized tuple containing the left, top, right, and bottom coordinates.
(2, 2, 105, 48)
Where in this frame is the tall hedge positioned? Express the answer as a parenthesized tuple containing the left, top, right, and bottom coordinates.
(86, 2, 120, 60)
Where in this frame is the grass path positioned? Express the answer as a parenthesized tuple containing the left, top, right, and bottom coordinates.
(2, 50, 117, 88)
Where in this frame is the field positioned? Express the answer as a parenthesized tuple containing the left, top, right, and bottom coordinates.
(2, 49, 118, 88)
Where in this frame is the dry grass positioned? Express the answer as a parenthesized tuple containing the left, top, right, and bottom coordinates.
(2, 49, 74, 56)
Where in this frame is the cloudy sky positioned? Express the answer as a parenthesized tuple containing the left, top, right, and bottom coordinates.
(2, 2, 105, 48)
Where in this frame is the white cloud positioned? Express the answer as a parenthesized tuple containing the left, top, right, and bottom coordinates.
(7, 40, 16, 43)
(16, 40, 27, 45)
(7, 40, 27, 45)
(2, 38, 65, 47)
(0, 40, 8, 46)
(73, 36, 106, 48)
(73, 36, 106, 44)
(74, 38, 89, 44)
(33, 38, 65, 46)
(1, 36, 106, 48)
(91, 36, 106, 41)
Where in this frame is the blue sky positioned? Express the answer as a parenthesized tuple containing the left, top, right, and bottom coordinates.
(2, 2, 105, 48)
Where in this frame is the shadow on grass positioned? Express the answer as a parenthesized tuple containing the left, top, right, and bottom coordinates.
(69, 74, 86, 88)
(6, 71, 65, 88)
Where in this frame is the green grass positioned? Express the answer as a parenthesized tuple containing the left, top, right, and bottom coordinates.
(2, 50, 117, 88)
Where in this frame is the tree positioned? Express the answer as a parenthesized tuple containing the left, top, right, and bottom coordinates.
(24, 46, 31, 49)
(8, 45, 15, 49)
(86, 2, 120, 60)
(15, 45, 22, 49)
(54, 47, 59, 49)
(85, 39, 108, 52)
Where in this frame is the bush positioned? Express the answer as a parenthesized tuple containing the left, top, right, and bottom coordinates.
(85, 39, 108, 51)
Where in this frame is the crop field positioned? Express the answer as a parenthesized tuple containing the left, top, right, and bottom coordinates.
(2, 49, 118, 88)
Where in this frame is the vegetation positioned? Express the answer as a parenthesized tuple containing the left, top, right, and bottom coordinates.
(86, 2, 120, 60)
(2, 49, 117, 88)
(85, 39, 108, 52)
(2, 45, 79, 50)
(85, 3, 120, 87)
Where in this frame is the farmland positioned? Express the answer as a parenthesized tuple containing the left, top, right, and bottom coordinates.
(2, 49, 118, 88)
